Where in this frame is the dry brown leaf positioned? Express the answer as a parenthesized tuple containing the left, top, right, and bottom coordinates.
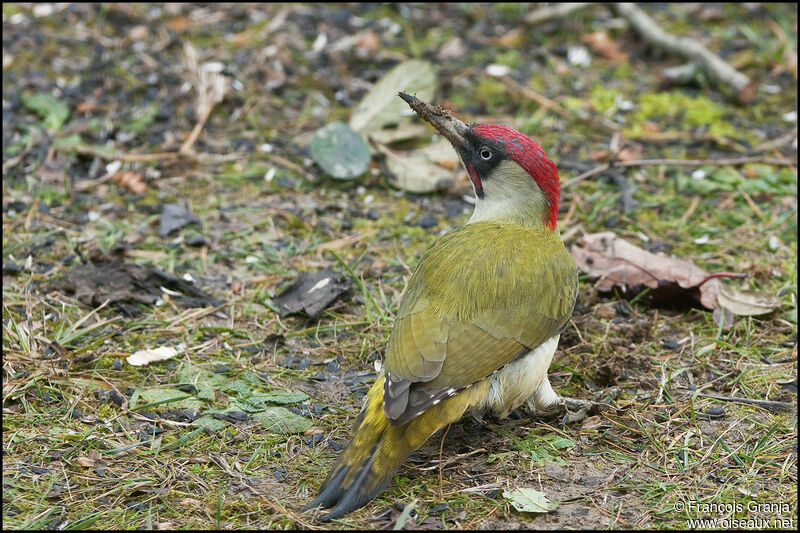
(168, 17, 189, 32)
(717, 287, 782, 316)
(713, 306, 735, 329)
(356, 30, 379, 54)
(75, 449, 103, 468)
(581, 31, 628, 63)
(113, 170, 147, 194)
(588, 149, 611, 162)
(571, 232, 743, 309)
(616, 143, 643, 163)
(641, 121, 660, 133)
(75, 100, 97, 114)
(491, 28, 525, 48)
(128, 25, 149, 41)
(581, 415, 604, 432)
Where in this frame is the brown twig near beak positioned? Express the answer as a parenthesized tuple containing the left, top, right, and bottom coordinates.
(397, 92, 470, 148)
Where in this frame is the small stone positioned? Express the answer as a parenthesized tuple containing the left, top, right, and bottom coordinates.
(414, 212, 438, 229)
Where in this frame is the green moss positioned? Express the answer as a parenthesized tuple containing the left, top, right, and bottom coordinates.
(494, 49, 522, 69)
(475, 77, 512, 112)
(627, 91, 735, 137)
(588, 85, 620, 113)
(561, 96, 585, 111)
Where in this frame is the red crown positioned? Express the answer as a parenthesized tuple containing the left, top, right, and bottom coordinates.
(473, 124, 560, 229)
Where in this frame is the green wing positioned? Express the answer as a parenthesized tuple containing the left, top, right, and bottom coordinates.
(383, 222, 577, 424)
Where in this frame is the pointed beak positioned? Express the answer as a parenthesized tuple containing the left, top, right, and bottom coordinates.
(397, 92, 470, 151)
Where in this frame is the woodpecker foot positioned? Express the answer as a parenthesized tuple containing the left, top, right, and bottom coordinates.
(532, 388, 619, 426)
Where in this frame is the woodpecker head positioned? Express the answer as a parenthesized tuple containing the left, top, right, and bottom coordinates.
(398, 92, 560, 230)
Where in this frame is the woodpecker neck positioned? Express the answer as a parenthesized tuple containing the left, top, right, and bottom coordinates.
(467, 159, 554, 229)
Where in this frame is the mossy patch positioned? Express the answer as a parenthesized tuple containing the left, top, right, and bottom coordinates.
(626, 91, 736, 137)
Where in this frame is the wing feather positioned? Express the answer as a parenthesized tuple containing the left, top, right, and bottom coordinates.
(382, 222, 577, 424)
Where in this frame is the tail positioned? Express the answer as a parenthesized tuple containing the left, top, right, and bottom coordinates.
(306, 374, 478, 520)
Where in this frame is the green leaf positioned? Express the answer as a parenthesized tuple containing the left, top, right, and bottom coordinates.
(51, 134, 84, 152)
(544, 435, 576, 450)
(222, 379, 252, 396)
(21, 91, 70, 131)
(252, 407, 312, 434)
(349, 59, 436, 134)
(123, 103, 159, 133)
(191, 413, 227, 431)
(240, 391, 309, 411)
(177, 362, 224, 400)
(503, 488, 558, 514)
(259, 390, 309, 404)
(137, 387, 204, 410)
(311, 121, 371, 180)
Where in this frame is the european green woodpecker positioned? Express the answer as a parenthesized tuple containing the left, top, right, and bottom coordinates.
(307, 92, 580, 520)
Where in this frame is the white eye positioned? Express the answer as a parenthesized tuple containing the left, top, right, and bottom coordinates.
(479, 148, 492, 160)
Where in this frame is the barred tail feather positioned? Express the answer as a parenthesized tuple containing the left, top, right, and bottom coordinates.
(307, 375, 488, 520)
(306, 376, 405, 520)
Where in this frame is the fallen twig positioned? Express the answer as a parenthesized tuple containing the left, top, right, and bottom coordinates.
(751, 127, 798, 154)
(615, 156, 796, 167)
(72, 145, 181, 162)
(611, 3, 753, 103)
(701, 394, 795, 413)
(525, 2, 591, 24)
(626, 130, 750, 153)
(268, 152, 317, 181)
(563, 155, 796, 189)
(500, 75, 620, 133)
(606, 167, 637, 214)
(1, 131, 39, 172)
(180, 42, 230, 155)
(562, 164, 611, 188)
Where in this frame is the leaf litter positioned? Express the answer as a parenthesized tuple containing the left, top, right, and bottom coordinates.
(310, 58, 461, 192)
(52, 260, 223, 316)
(571, 232, 782, 326)
(271, 266, 352, 318)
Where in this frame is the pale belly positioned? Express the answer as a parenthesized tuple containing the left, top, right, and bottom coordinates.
(471, 334, 560, 418)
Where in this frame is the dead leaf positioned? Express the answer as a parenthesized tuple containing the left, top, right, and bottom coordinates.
(75, 100, 97, 114)
(581, 31, 628, 63)
(372, 139, 457, 193)
(713, 306, 735, 329)
(367, 123, 431, 145)
(160, 203, 200, 236)
(128, 345, 182, 366)
(113, 170, 147, 194)
(581, 415, 605, 432)
(616, 143, 643, 163)
(349, 59, 436, 134)
(75, 449, 103, 468)
(571, 232, 744, 309)
(489, 28, 525, 47)
(588, 149, 611, 162)
(128, 25, 149, 41)
(271, 267, 352, 318)
(717, 287, 782, 316)
(503, 488, 558, 513)
(51, 260, 223, 316)
(641, 121, 660, 133)
(168, 17, 189, 32)
(437, 37, 467, 61)
(356, 30, 379, 54)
